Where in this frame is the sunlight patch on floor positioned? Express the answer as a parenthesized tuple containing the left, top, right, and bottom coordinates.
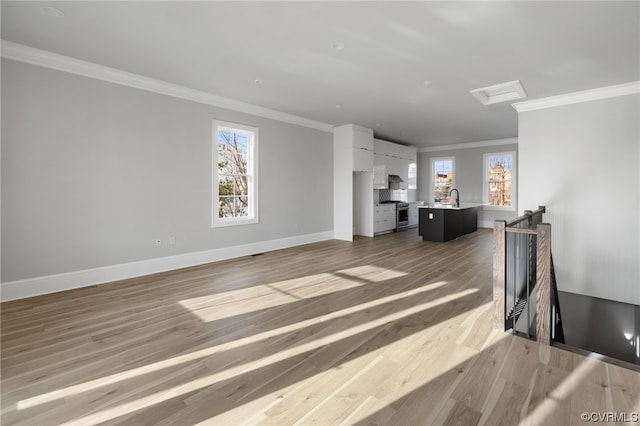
(17, 279, 446, 412)
(336, 265, 408, 282)
(520, 357, 596, 424)
(179, 265, 408, 322)
(54, 288, 476, 426)
(292, 355, 385, 426)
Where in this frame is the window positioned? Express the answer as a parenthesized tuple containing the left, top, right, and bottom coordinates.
(212, 120, 258, 227)
(407, 162, 417, 190)
(483, 151, 516, 210)
(431, 157, 454, 204)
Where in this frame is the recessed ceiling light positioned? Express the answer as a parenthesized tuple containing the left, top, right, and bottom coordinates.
(254, 79, 263, 85)
(39, 6, 65, 18)
(470, 80, 527, 105)
(332, 42, 345, 51)
(335, 104, 342, 109)
(423, 80, 432, 86)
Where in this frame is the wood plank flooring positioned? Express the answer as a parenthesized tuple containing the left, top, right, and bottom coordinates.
(2, 229, 639, 425)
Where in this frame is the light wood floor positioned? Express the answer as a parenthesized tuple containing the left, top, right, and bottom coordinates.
(2, 229, 639, 425)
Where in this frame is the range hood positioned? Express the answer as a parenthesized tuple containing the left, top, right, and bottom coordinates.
(388, 174, 404, 190)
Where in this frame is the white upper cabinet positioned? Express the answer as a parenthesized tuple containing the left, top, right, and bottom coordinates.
(386, 154, 402, 177)
(351, 126, 374, 172)
(373, 138, 416, 190)
(354, 146, 373, 172)
(373, 139, 395, 157)
(396, 144, 408, 161)
(374, 139, 416, 161)
(373, 164, 387, 189)
(353, 127, 374, 151)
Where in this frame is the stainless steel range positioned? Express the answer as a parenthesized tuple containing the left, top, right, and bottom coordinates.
(395, 202, 409, 231)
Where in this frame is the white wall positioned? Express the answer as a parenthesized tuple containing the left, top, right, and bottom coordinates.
(353, 172, 374, 237)
(1, 59, 333, 296)
(518, 93, 639, 305)
(332, 125, 353, 241)
(417, 141, 520, 227)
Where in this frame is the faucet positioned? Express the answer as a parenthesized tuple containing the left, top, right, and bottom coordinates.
(450, 188, 460, 207)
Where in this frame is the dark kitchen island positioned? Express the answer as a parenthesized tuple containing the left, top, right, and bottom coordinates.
(418, 204, 482, 242)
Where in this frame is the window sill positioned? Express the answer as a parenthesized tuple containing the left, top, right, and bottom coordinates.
(212, 217, 258, 228)
(482, 205, 516, 212)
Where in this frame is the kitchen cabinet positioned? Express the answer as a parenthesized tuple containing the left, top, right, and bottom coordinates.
(386, 154, 402, 178)
(354, 173, 374, 237)
(352, 127, 373, 172)
(333, 124, 374, 241)
(373, 143, 389, 189)
(353, 128, 373, 150)
(374, 204, 396, 234)
(408, 204, 419, 227)
(463, 207, 478, 235)
(373, 164, 387, 189)
(419, 208, 460, 242)
(373, 138, 416, 190)
(374, 139, 394, 157)
(418, 205, 479, 242)
(354, 147, 373, 172)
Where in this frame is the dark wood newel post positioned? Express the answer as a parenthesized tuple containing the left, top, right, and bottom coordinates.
(493, 220, 507, 331)
(536, 223, 552, 345)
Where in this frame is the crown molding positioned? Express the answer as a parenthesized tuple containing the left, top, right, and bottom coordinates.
(513, 81, 640, 112)
(418, 137, 518, 153)
(1, 40, 334, 133)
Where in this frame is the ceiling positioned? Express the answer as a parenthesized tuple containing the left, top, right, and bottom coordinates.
(2, 1, 639, 147)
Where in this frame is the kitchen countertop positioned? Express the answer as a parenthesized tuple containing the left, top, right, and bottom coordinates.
(417, 203, 485, 210)
(375, 201, 424, 206)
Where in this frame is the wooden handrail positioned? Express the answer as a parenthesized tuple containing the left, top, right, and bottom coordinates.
(505, 228, 538, 235)
(505, 206, 546, 228)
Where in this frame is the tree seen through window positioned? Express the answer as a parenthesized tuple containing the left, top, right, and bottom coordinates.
(217, 129, 250, 219)
(433, 159, 454, 204)
(485, 154, 513, 208)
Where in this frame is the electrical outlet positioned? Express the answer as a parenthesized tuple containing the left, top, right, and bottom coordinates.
(155, 239, 162, 247)
(169, 236, 176, 245)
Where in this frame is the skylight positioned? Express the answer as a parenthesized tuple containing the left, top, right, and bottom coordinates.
(470, 80, 527, 105)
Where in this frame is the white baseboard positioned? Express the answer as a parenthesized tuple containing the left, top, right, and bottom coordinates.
(478, 220, 495, 229)
(0, 231, 334, 302)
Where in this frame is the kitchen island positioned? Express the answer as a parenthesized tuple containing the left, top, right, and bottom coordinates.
(418, 203, 483, 242)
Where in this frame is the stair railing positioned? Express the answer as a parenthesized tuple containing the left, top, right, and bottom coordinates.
(493, 206, 564, 344)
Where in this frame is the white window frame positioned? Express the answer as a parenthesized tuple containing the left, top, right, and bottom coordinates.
(483, 151, 516, 211)
(430, 156, 455, 205)
(407, 162, 417, 190)
(212, 120, 259, 227)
